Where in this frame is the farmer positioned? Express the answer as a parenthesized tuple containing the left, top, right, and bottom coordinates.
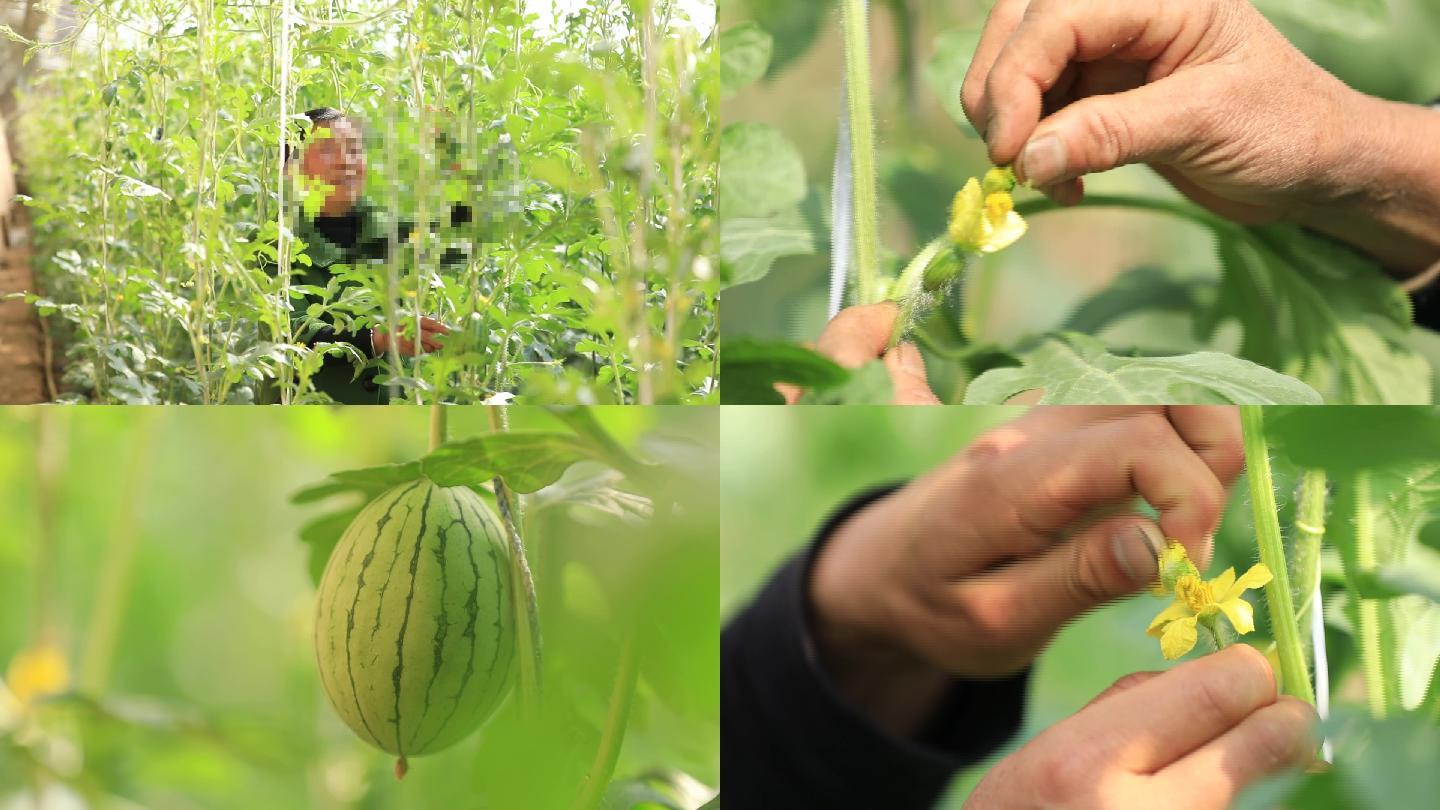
(819, 0, 1440, 401)
(275, 107, 457, 403)
(722, 407, 1320, 808)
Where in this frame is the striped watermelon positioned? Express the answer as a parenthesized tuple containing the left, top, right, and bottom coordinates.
(314, 478, 516, 774)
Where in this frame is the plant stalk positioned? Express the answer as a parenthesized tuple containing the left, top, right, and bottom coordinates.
(489, 407, 543, 714)
(1239, 406, 1314, 704)
(840, 0, 881, 304)
(1351, 471, 1389, 718)
(429, 404, 447, 451)
(570, 629, 640, 810)
(886, 236, 951, 348)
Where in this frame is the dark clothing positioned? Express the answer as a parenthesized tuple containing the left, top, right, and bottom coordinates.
(721, 487, 1030, 810)
(275, 199, 475, 404)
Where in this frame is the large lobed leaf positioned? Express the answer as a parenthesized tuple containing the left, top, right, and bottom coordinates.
(1200, 224, 1430, 404)
(963, 332, 1323, 405)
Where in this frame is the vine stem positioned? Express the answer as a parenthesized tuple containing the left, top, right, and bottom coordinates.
(1352, 471, 1389, 717)
(1293, 469, 1330, 759)
(428, 404, 447, 451)
(570, 629, 640, 810)
(488, 407, 543, 715)
(840, 0, 881, 304)
(1239, 406, 1314, 704)
(885, 236, 951, 348)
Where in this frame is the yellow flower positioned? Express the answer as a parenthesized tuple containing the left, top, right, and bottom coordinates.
(947, 168, 1027, 254)
(1147, 561, 1272, 660)
(5, 642, 70, 710)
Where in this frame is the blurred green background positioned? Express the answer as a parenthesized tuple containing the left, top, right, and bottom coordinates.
(720, 0, 1440, 400)
(0, 406, 717, 809)
(719, 405, 1438, 807)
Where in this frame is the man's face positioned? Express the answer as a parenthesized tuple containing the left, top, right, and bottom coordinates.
(299, 118, 366, 216)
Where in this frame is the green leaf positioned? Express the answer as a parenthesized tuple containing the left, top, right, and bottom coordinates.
(922, 30, 982, 136)
(720, 338, 850, 405)
(719, 23, 773, 99)
(719, 206, 815, 288)
(963, 333, 1324, 404)
(420, 431, 598, 493)
(718, 122, 805, 221)
(298, 507, 364, 586)
(1200, 224, 1429, 405)
(1264, 406, 1440, 471)
(1061, 265, 1213, 335)
(796, 359, 893, 405)
(1255, 0, 1389, 39)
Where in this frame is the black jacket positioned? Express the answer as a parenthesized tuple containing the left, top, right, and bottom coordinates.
(721, 488, 1029, 809)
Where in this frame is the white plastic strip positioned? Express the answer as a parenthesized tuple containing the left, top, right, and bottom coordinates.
(828, 0, 867, 320)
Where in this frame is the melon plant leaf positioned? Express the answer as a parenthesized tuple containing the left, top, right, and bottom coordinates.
(922, 29, 982, 136)
(1200, 223, 1430, 404)
(1264, 406, 1440, 471)
(420, 431, 602, 493)
(721, 338, 850, 405)
(962, 332, 1324, 405)
(718, 122, 805, 221)
(1061, 265, 1214, 336)
(1255, 0, 1390, 39)
(298, 506, 365, 586)
(720, 206, 815, 288)
(795, 359, 893, 405)
(719, 23, 772, 100)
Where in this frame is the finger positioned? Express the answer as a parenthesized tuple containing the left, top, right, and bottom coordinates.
(961, 0, 1030, 136)
(421, 337, 444, 353)
(1012, 81, 1203, 189)
(1153, 696, 1318, 802)
(1166, 407, 1245, 487)
(983, 0, 1201, 167)
(958, 411, 1227, 566)
(1036, 177, 1083, 206)
(421, 316, 452, 334)
(1081, 670, 1162, 712)
(815, 302, 901, 369)
(883, 343, 941, 405)
(959, 514, 1168, 642)
(1059, 644, 1280, 774)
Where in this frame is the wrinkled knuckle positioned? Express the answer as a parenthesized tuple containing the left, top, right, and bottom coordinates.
(1067, 540, 1114, 606)
(956, 591, 1013, 646)
(1083, 104, 1135, 168)
(1193, 660, 1255, 720)
(1035, 751, 1094, 801)
(1249, 709, 1308, 772)
(1127, 411, 1174, 451)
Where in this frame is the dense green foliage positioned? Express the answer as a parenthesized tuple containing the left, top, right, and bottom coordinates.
(0, 407, 719, 808)
(19, 0, 717, 404)
(719, 0, 1440, 405)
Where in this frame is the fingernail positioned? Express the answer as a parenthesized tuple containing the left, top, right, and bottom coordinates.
(1020, 134, 1065, 188)
(1113, 523, 1166, 584)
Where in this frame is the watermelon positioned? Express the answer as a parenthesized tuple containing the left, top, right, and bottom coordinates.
(314, 478, 516, 773)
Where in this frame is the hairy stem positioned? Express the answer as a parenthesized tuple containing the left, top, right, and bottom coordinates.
(429, 404, 447, 452)
(1240, 406, 1314, 704)
(841, 0, 881, 304)
(886, 237, 951, 348)
(1352, 471, 1389, 718)
(489, 407, 543, 714)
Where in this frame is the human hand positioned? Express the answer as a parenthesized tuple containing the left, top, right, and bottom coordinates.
(963, 0, 1357, 222)
(782, 303, 940, 405)
(372, 316, 451, 357)
(809, 407, 1241, 732)
(962, 0, 1440, 273)
(966, 645, 1319, 809)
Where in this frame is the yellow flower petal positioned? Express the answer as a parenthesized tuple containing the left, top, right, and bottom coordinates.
(978, 210, 1027, 253)
(6, 643, 70, 709)
(1147, 599, 1193, 637)
(1224, 563, 1273, 601)
(1218, 594, 1256, 636)
(947, 179, 984, 248)
(1160, 617, 1199, 660)
(1210, 567, 1237, 597)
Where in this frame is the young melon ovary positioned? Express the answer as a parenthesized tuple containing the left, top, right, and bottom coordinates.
(314, 478, 517, 769)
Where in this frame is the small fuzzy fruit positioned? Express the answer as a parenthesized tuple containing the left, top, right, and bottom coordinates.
(314, 478, 516, 772)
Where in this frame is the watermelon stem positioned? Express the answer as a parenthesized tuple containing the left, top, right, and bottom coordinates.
(489, 406, 544, 714)
(395, 756, 408, 780)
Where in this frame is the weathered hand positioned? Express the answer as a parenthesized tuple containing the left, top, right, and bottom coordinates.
(962, 0, 1440, 273)
(966, 646, 1318, 810)
(809, 407, 1242, 733)
(372, 316, 451, 357)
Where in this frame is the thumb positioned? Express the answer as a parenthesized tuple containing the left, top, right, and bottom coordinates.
(1017, 81, 1196, 189)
